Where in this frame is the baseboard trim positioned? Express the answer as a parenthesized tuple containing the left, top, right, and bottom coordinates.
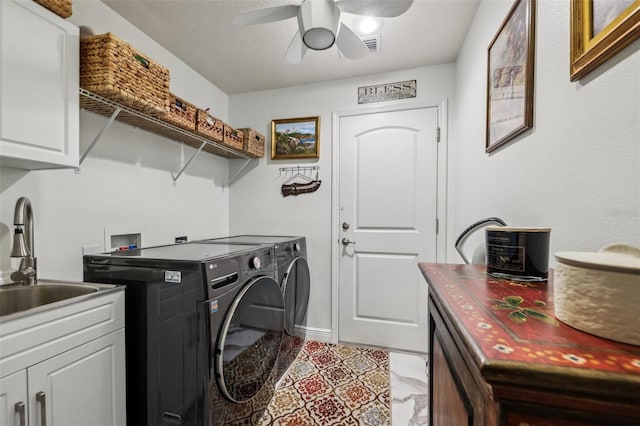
(300, 326, 332, 343)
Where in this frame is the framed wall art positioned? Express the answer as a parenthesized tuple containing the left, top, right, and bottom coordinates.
(570, 0, 640, 81)
(271, 116, 320, 160)
(486, 0, 536, 153)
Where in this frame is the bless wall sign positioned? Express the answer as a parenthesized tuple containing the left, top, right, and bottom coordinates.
(357, 80, 416, 104)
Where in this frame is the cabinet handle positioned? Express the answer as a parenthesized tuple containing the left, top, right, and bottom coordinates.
(14, 402, 25, 426)
(36, 391, 46, 426)
(162, 412, 183, 424)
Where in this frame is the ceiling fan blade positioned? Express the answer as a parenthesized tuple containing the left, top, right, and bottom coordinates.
(285, 31, 308, 64)
(232, 5, 299, 26)
(336, 0, 414, 18)
(336, 23, 369, 60)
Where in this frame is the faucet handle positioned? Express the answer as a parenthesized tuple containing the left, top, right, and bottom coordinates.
(10, 267, 37, 285)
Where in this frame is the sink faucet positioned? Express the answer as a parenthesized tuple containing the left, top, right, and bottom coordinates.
(10, 197, 37, 285)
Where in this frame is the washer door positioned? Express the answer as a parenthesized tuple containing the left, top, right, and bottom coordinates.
(216, 275, 284, 403)
(282, 257, 310, 335)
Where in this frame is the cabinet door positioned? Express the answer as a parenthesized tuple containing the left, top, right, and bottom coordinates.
(27, 329, 126, 426)
(0, 370, 28, 426)
(0, 0, 79, 169)
(431, 333, 472, 426)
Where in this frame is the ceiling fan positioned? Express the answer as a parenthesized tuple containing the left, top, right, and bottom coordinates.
(233, 0, 414, 64)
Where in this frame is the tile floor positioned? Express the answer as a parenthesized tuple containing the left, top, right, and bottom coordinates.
(389, 352, 429, 426)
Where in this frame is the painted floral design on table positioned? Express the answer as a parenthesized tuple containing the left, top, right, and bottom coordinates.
(491, 295, 559, 326)
(422, 263, 640, 375)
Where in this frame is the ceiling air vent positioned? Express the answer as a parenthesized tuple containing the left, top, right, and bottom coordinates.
(360, 34, 380, 54)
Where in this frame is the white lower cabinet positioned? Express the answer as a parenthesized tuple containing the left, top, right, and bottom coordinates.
(0, 370, 28, 426)
(1, 330, 125, 426)
(0, 289, 126, 426)
(30, 329, 126, 426)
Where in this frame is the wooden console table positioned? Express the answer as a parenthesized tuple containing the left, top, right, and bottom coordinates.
(419, 263, 640, 425)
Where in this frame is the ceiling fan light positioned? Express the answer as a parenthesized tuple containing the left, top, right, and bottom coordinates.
(298, 0, 340, 51)
(303, 28, 335, 50)
(357, 17, 382, 35)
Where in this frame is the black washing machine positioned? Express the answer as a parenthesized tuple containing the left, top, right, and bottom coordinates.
(205, 247, 284, 425)
(83, 242, 283, 426)
(195, 235, 310, 381)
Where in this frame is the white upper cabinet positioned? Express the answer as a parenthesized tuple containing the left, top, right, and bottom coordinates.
(0, 0, 79, 169)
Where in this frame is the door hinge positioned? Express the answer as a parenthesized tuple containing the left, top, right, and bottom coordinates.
(436, 218, 440, 234)
(436, 127, 441, 142)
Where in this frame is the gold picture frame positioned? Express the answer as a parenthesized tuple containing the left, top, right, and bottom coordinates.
(570, 0, 640, 81)
(271, 116, 320, 160)
(486, 0, 536, 153)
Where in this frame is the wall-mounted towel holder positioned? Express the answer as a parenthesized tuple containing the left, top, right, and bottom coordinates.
(279, 166, 321, 196)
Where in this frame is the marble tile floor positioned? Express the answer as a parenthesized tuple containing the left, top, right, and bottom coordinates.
(390, 351, 429, 426)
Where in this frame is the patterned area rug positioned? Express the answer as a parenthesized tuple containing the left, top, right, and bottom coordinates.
(258, 340, 391, 425)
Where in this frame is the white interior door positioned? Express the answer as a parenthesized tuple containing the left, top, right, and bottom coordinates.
(338, 107, 438, 353)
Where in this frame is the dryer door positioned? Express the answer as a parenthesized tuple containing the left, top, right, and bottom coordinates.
(216, 276, 284, 403)
(282, 257, 310, 335)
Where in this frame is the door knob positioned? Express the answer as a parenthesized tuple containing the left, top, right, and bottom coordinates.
(341, 238, 356, 246)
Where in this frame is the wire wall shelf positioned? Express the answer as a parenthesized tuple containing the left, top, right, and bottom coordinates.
(78, 89, 252, 182)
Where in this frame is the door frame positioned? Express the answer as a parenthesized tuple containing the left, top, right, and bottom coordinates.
(330, 99, 449, 344)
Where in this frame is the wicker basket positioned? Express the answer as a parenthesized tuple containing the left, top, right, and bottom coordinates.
(80, 33, 170, 117)
(238, 128, 265, 158)
(163, 94, 196, 131)
(195, 109, 224, 142)
(33, 0, 72, 18)
(223, 126, 245, 151)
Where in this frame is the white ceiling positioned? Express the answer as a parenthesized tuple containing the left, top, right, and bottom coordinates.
(101, 0, 480, 95)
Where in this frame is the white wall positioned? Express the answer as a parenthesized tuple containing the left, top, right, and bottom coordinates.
(228, 64, 456, 334)
(0, 0, 232, 282)
(450, 0, 640, 262)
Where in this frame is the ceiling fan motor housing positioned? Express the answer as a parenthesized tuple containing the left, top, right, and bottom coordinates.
(298, 0, 341, 50)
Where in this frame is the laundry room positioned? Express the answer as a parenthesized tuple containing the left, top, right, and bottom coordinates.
(1, 0, 639, 425)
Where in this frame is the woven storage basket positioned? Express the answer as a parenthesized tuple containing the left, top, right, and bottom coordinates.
(34, 0, 72, 18)
(238, 128, 265, 158)
(195, 109, 224, 142)
(80, 33, 170, 117)
(163, 94, 196, 131)
(223, 126, 245, 151)
(554, 245, 640, 346)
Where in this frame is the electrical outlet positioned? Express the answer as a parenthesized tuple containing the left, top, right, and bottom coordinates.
(175, 236, 188, 244)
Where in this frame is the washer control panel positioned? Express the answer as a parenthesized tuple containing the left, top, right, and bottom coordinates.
(241, 247, 274, 276)
(250, 256, 261, 269)
(275, 239, 306, 265)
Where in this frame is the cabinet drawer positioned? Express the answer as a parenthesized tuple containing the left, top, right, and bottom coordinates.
(0, 289, 124, 378)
